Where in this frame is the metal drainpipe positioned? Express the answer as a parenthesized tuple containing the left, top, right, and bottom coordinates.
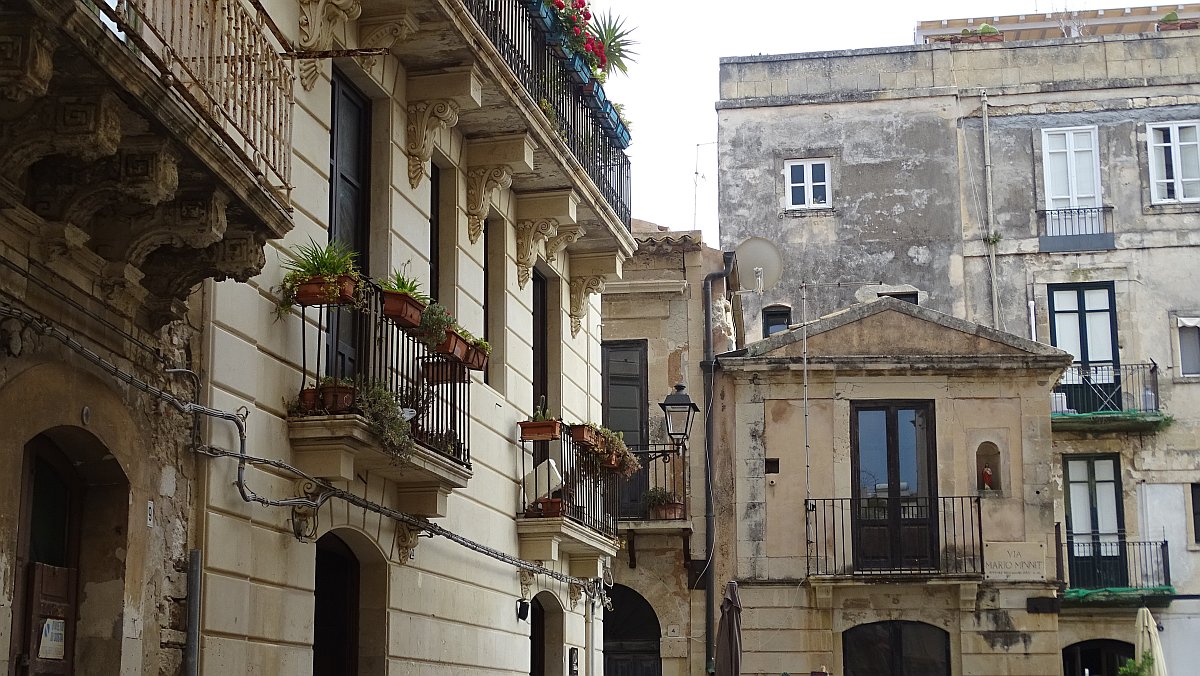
(185, 549, 201, 676)
(701, 251, 735, 672)
(982, 89, 1002, 329)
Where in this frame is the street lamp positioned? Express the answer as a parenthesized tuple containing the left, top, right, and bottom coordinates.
(659, 383, 699, 448)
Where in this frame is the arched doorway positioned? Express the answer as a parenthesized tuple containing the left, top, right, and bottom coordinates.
(312, 529, 388, 676)
(1063, 639, 1135, 676)
(604, 584, 662, 676)
(10, 427, 130, 676)
(843, 620, 950, 676)
(530, 590, 565, 676)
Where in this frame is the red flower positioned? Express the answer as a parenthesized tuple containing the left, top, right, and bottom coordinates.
(584, 10, 591, 19)
(573, 26, 581, 35)
(554, 0, 564, 7)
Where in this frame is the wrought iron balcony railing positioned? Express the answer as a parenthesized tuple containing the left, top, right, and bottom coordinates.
(1039, 206, 1113, 237)
(520, 424, 619, 538)
(294, 281, 471, 467)
(1062, 532, 1171, 590)
(805, 496, 983, 576)
(620, 444, 685, 521)
(94, 0, 293, 202)
(462, 0, 632, 228)
(1052, 363, 1160, 416)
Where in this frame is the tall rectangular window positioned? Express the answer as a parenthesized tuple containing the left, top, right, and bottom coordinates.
(1192, 484, 1200, 545)
(603, 341, 649, 518)
(1148, 121, 1200, 203)
(328, 70, 370, 379)
(1043, 127, 1101, 211)
(1049, 283, 1119, 414)
(1180, 322, 1200, 376)
(428, 164, 441, 302)
(783, 159, 831, 210)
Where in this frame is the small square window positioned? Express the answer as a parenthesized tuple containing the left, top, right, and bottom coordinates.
(783, 159, 832, 210)
(762, 305, 792, 338)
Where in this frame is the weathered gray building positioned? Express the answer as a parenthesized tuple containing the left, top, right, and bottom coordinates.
(718, 24, 1200, 676)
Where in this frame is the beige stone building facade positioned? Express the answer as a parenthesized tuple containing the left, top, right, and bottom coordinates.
(1, 0, 637, 674)
(718, 14, 1200, 676)
(600, 221, 742, 675)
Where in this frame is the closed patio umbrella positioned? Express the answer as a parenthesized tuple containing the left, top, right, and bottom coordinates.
(1135, 607, 1168, 676)
(714, 580, 743, 676)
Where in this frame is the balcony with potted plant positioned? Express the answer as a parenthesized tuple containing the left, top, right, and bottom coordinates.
(284, 262, 474, 518)
(515, 416, 621, 577)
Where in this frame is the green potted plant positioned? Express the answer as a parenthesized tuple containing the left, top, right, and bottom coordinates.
(379, 266, 429, 329)
(457, 328, 490, 371)
(643, 487, 683, 520)
(414, 303, 471, 361)
(933, 23, 1003, 44)
(519, 395, 562, 441)
(318, 376, 356, 414)
(356, 383, 416, 462)
(614, 440, 642, 478)
(295, 380, 318, 414)
(598, 426, 626, 469)
(276, 238, 363, 317)
(1157, 11, 1199, 30)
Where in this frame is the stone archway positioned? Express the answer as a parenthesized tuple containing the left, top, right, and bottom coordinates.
(530, 590, 566, 676)
(313, 528, 389, 676)
(1063, 639, 1135, 676)
(604, 584, 662, 676)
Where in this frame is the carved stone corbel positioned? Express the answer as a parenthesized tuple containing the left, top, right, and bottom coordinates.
(0, 91, 124, 181)
(137, 229, 267, 327)
(568, 582, 584, 610)
(515, 218, 558, 289)
(358, 14, 418, 70)
(0, 17, 57, 102)
(568, 275, 605, 337)
(122, 189, 230, 267)
(395, 522, 422, 563)
(465, 165, 513, 243)
(297, 0, 363, 90)
(519, 569, 535, 599)
(544, 224, 584, 262)
(404, 99, 459, 188)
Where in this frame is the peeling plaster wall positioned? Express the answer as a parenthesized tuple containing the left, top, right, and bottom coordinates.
(718, 30, 1200, 670)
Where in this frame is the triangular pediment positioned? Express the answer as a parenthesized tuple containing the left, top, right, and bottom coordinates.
(738, 297, 1068, 361)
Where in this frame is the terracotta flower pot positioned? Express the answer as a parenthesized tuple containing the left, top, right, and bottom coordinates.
(381, 291, 426, 329)
(602, 451, 621, 470)
(464, 346, 489, 371)
(422, 360, 468, 385)
(435, 330, 472, 362)
(569, 425, 601, 450)
(650, 502, 685, 520)
(298, 387, 319, 414)
(519, 419, 562, 442)
(318, 384, 355, 413)
(294, 275, 357, 306)
(526, 497, 563, 518)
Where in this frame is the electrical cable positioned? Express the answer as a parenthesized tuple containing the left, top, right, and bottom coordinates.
(0, 299, 607, 602)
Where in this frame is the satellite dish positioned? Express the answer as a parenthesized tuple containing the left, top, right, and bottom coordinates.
(734, 237, 783, 293)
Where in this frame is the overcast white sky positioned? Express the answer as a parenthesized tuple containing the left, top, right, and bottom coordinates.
(597, 0, 1133, 244)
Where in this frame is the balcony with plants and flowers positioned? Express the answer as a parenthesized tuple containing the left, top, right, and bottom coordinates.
(281, 241, 478, 519)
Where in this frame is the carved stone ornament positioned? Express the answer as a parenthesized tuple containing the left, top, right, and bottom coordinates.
(519, 569, 535, 599)
(568, 582, 584, 610)
(358, 15, 417, 70)
(544, 224, 584, 262)
(515, 218, 558, 289)
(405, 99, 459, 189)
(394, 522, 421, 563)
(465, 165, 512, 244)
(0, 17, 57, 102)
(0, 91, 124, 181)
(297, 0, 363, 90)
(568, 275, 605, 337)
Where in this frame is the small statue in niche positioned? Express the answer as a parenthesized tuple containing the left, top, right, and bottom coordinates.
(982, 464, 994, 490)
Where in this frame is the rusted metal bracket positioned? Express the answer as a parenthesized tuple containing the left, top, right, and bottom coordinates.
(285, 47, 391, 59)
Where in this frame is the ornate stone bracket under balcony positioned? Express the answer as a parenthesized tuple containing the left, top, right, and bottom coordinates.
(288, 414, 471, 518)
(516, 516, 617, 580)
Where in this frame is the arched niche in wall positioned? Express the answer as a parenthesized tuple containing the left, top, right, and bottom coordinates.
(604, 584, 662, 675)
(976, 441, 1003, 494)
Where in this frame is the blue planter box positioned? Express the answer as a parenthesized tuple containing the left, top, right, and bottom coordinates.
(564, 53, 590, 85)
(544, 30, 571, 59)
(525, 1, 556, 34)
(612, 124, 631, 149)
(581, 79, 606, 110)
(597, 101, 620, 131)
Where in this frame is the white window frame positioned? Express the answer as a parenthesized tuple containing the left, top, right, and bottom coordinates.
(1147, 121, 1200, 204)
(1041, 126, 1102, 211)
(783, 159, 832, 210)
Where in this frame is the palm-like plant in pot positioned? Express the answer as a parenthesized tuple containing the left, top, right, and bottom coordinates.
(276, 238, 363, 317)
(379, 266, 429, 329)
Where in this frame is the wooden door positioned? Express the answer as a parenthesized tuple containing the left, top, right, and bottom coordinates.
(22, 564, 77, 676)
